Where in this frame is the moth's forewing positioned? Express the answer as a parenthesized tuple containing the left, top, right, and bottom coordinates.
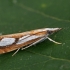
(0, 29, 47, 54)
(0, 38, 41, 54)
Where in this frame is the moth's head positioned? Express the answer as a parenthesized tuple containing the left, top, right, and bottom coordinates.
(46, 28, 61, 35)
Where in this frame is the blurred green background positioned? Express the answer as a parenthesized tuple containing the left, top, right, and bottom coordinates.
(0, 0, 70, 70)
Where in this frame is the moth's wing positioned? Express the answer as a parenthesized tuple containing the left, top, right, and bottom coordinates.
(0, 30, 47, 54)
(0, 35, 42, 54)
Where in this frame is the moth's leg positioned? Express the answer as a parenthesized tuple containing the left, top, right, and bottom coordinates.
(21, 37, 47, 50)
(47, 37, 61, 44)
(12, 48, 20, 56)
(0, 33, 2, 35)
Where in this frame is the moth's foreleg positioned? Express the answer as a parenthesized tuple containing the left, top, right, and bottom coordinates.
(47, 37, 61, 44)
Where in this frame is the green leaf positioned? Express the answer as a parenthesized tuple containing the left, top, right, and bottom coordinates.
(0, 0, 70, 70)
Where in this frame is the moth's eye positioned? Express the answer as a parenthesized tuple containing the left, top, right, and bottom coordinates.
(47, 30, 53, 35)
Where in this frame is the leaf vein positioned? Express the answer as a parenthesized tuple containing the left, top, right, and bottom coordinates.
(15, 3, 70, 22)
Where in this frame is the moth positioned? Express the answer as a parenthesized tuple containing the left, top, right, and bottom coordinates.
(0, 28, 61, 56)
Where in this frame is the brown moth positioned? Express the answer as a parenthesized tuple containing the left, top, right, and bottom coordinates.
(0, 28, 61, 56)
